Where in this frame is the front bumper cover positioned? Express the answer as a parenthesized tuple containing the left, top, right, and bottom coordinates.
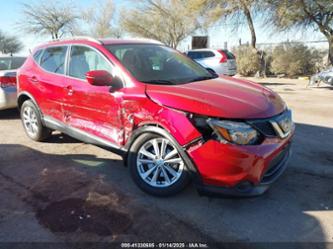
(195, 143, 292, 197)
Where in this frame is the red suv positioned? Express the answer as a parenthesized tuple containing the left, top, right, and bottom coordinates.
(17, 38, 294, 197)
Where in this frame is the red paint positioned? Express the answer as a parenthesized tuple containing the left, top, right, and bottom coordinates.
(218, 50, 227, 63)
(188, 133, 293, 187)
(17, 38, 294, 190)
(86, 70, 113, 86)
(146, 76, 286, 119)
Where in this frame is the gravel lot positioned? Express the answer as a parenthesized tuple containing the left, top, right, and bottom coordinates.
(0, 78, 332, 246)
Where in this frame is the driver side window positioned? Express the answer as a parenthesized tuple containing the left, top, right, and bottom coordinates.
(69, 46, 113, 80)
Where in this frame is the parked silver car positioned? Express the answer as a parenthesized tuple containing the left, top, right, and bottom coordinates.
(186, 49, 237, 76)
(309, 67, 333, 87)
(0, 56, 26, 110)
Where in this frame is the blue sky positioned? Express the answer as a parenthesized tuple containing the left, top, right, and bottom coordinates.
(0, 0, 327, 55)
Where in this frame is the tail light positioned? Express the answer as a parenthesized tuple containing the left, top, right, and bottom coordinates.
(0, 76, 16, 88)
(218, 50, 227, 63)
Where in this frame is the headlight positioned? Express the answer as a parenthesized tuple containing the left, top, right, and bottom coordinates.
(207, 119, 259, 145)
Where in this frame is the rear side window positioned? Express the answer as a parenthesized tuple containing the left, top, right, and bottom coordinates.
(187, 52, 201, 59)
(69, 46, 113, 80)
(221, 50, 235, 59)
(33, 50, 43, 64)
(187, 51, 215, 59)
(200, 51, 215, 58)
(40, 46, 67, 74)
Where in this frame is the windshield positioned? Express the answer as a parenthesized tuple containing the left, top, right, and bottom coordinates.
(0, 57, 26, 70)
(105, 44, 216, 85)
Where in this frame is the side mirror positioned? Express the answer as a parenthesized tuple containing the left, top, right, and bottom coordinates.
(86, 70, 123, 91)
(86, 70, 113, 86)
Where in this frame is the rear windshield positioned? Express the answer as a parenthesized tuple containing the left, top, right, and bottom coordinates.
(0, 57, 26, 70)
(220, 50, 235, 59)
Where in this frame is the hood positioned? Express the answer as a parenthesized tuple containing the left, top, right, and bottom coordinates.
(145, 76, 286, 119)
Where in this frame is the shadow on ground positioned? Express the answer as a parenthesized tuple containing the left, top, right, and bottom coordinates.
(45, 132, 81, 144)
(318, 86, 333, 90)
(0, 108, 19, 120)
(0, 144, 213, 244)
(259, 82, 296, 86)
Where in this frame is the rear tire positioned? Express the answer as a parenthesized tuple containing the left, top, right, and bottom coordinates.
(20, 100, 51, 141)
(128, 133, 190, 197)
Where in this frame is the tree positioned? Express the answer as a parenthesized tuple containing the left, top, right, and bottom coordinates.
(81, 0, 120, 38)
(17, 1, 79, 40)
(120, 0, 207, 48)
(233, 45, 260, 76)
(270, 42, 322, 76)
(200, 0, 261, 49)
(267, 0, 333, 65)
(0, 31, 23, 55)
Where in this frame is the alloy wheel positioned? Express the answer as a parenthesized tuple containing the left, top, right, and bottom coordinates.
(22, 106, 39, 137)
(136, 138, 184, 188)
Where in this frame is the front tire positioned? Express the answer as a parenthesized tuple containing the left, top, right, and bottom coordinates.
(20, 100, 51, 141)
(128, 133, 190, 196)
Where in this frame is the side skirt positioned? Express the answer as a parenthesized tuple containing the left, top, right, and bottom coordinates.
(43, 116, 127, 157)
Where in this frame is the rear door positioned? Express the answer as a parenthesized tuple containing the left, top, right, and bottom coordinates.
(63, 45, 123, 146)
(31, 46, 68, 122)
(189, 50, 218, 69)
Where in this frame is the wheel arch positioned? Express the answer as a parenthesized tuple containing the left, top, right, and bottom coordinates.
(124, 123, 202, 185)
(124, 123, 173, 152)
(17, 92, 39, 111)
(17, 92, 46, 128)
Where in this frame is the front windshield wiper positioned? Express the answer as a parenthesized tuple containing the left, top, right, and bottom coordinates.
(141, 80, 176, 85)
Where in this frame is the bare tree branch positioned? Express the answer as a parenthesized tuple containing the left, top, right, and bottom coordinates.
(120, 0, 206, 48)
(80, 0, 120, 38)
(0, 30, 23, 55)
(17, 1, 79, 40)
(202, 0, 261, 49)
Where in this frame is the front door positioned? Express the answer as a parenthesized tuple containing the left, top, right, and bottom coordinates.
(63, 45, 124, 147)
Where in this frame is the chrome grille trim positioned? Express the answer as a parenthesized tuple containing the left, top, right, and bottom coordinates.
(248, 109, 293, 139)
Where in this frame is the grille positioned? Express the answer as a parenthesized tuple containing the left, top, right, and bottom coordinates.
(250, 120, 277, 137)
(248, 110, 292, 138)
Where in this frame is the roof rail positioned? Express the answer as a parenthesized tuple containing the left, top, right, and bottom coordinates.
(126, 37, 164, 45)
(100, 37, 164, 45)
(50, 36, 102, 44)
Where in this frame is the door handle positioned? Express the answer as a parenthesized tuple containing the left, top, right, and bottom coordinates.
(65, 85, 74, 96)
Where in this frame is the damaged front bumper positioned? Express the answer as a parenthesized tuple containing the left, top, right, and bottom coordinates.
(185, 135, 293, 197)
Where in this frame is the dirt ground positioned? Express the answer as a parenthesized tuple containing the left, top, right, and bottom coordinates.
(0, 77, 332, 248)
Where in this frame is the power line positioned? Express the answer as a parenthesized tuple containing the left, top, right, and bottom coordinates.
(257, 40, 327, 45)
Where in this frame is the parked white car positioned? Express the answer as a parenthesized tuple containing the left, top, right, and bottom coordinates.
(186, 49, 237, 76)
(0, 56, 26, 110)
